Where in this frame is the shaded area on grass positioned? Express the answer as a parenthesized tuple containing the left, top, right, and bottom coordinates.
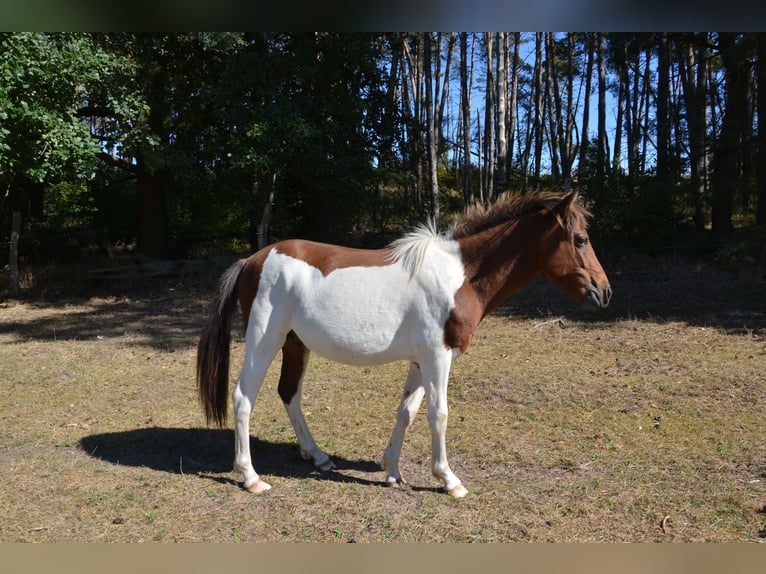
(501, 254, 765, 334)
(2, 255, 764, 351)
(0, 287, 218, 350)
(78, 427, 401, 490)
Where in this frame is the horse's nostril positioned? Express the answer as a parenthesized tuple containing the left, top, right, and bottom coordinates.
(604, 286, 612, 305)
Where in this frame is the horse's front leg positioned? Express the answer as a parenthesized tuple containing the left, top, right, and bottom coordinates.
(381, 362, 425, 487)
(420, 351, 468, 498)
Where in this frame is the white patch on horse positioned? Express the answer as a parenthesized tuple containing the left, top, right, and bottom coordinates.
(253, 235, 465, 366)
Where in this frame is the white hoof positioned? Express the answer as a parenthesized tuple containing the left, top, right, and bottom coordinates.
(447, 484, 469, 498)
(245, 479, 272, 494)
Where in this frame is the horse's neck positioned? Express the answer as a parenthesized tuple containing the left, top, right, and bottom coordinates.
(457, 220, 543, 316)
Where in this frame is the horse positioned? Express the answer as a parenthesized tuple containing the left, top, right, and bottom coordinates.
(196, 190, 611, 498)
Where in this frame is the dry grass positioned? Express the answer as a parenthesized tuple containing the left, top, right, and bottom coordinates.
(0, 255, 764, 542)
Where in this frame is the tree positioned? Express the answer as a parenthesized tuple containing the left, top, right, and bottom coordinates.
(495, 32, 508, 190)
(678, 32, 711, 232)
(712, 33, 750, 241)
(459, 32, 474, 205)
(85, 33, 222, 257)
(0, 33, 131, 291)
(756, 33, 766, 226)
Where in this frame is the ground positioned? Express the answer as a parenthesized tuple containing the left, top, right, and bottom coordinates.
(0, 251, 764, 542)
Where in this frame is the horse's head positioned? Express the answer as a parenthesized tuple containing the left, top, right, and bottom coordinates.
(539, 191, 612, 310)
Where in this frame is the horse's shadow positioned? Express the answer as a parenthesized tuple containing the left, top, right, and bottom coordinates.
(78, 427, 437, 492)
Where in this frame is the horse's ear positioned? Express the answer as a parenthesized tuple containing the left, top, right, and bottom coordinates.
(554, 190, 579, 216)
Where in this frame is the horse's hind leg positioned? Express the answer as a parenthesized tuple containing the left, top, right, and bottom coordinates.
(279, 331, 335, 471)
(380, 362, 425, 487)
(233, 340, 283, 493)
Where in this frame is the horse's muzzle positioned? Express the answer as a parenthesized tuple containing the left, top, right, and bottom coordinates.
(583, 283, 612, 309)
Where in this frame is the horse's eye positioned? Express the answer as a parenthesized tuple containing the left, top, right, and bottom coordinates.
(574, 234, 589, 247)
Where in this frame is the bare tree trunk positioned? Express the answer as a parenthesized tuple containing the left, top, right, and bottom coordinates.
(562, 33, 576, 191)
(508, 32, 520, 180)
(657, 33, 671, 185)
(579, 33, 595, 178)
(545, 32, 561, 185)
(597, 33, 608, 185)
(628, 43, 645, 181)
(496, 32, 508, 190)
(712, 33, 748, 241)
(613, 60, 625, 175)
(424, 33, 440, 223)
(402, 34, 423, 215)
(483, 33, 495, 201)
(757, 33, 766, 225)
(679, 32, 709, 231)
(533, 32, 544, 190)
(437, 33, 455, 150)
(460, 32, 473, 205)
(477, 109, 484, 202)
(256, 172, 277, 250)
(547, 32, 577, 191)
(9, 211, 21, 296)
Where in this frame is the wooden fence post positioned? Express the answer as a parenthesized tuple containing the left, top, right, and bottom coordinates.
(9, 210, 21, 296)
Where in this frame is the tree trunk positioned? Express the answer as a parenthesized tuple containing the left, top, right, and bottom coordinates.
(477, 108, 484, 202)
(483, 33, 495, 201)
(757, 33, 766, 225)
(678, 32, 710, 231)
(712, 33, 748, 241)
(437, 33, 455, 150)
(402, 34, 423, 216)
(545, 33, 561, 185)
(424, 33, 440, 223)
(613, 59, 625, 175)
(532, 32, 544, 190)
(657, 33, 671, 183)
(9, 211, 21, 296)
(579, 33, 595, 179)
(135, 159, 169, 259)
(562, 33, 576, 191)
(460, 32, 473, 206)
(508, 32, 520, 180)
(597, 33, 608, 186)
(256, 172, 277, 250)
(495, 32, 508, 190)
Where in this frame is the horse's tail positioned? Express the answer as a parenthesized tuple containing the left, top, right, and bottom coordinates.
(197, 259, 246, 428)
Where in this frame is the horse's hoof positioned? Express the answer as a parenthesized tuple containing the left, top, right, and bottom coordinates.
(387, 477, 409, 489)
(316, 458, 336, 472)
(447, 484, 469, 498)
(245, 479, 272, 494)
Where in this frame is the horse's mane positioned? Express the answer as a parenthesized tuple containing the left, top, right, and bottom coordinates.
(389, 192, 589, 275)
(388, 220, 442, 276)
(452, 191, 589, 239)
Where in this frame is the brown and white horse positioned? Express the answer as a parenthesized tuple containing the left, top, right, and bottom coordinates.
(197, 191, 611, 497)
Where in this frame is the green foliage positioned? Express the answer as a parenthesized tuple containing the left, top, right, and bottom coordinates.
(0, 33, 127, 187)
(3, 32, 761, 263)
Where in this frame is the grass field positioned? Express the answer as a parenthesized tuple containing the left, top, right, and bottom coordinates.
(1, 252, 764, 542)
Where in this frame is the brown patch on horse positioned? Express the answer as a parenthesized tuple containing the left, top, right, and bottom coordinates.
(274, 239, 394, 277)
(237, 246, 275, 330)
(443, 281, 483, 353)
(278, 331, 308, 404)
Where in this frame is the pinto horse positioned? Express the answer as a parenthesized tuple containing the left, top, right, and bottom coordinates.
(197, 191, 611, 497)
